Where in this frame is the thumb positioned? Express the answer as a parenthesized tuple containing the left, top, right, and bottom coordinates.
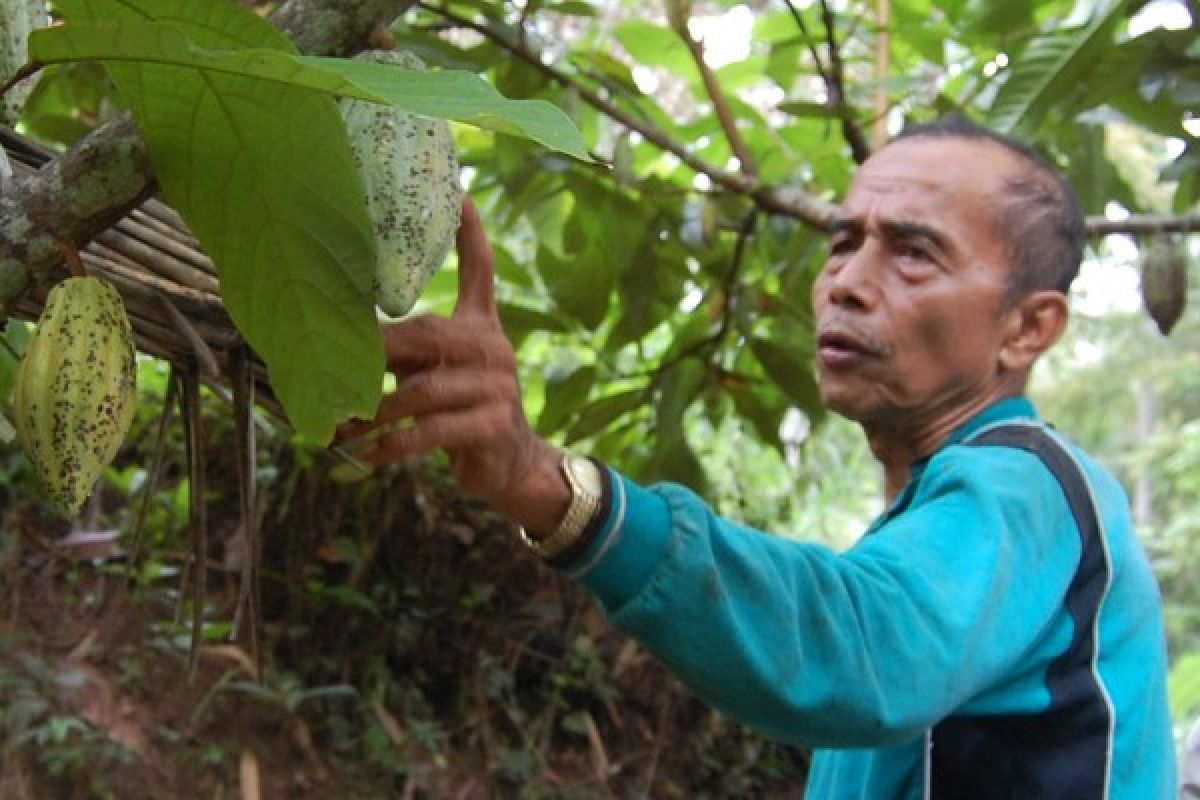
(452, 197, 497, 319)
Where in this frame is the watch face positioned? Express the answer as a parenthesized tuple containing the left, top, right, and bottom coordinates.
(568, 456, 604, 497)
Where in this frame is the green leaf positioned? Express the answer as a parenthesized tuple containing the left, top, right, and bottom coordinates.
(749, 337, 823, 418)
(961, 0, 1036, 37)
(542, 1, 599, 16)
(644, 359, 709, 492)
(1169, 652, 1200, 720)
(777, 101, 844, 119)
(0, 323, 30, 404)
(498, 302, 567, 346)
(986, 0, 1126, 135)
(538, 364, 596, 435)
(1062, 122, 1141, 215)
(29, 20, 592, 161)
(565, 388, 650, 444)
(730, 384, 788, 453)
(53, 0, 383, 443)
(613, 21, 697, 82)
(538, 246, 612, 330)
(657, 359, 707, 433)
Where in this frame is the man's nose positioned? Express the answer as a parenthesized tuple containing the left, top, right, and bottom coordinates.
(825, 244, 880, 312)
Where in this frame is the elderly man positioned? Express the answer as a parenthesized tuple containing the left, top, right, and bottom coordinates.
(341, 117, 1177, 797)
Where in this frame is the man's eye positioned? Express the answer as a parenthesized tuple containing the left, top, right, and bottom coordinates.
(830, 238, 856, 256)
(897, 243, 929, 261)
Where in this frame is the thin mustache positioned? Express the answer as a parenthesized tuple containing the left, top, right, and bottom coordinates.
(816, 319, 890, 357)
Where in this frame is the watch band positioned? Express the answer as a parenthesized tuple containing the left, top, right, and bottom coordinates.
(519, 453, 605, 560)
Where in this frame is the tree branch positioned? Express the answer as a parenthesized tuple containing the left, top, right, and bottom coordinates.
(670, 16, 759, 177)
(782, 1, 871, 164)
(1084, 212, 1200, 238)
(268, 0, 419, 56)
(817, 0, 871, 164)
(0, 116, 157, 308)
(427, 2, 841, 229)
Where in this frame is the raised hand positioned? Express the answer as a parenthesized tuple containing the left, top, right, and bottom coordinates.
(338, 199, 568, 535)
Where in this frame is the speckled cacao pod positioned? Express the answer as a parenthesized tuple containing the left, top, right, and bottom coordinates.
(1, 0, 48, 126)
(1140, 238, 1188, 336)
(339, 49, 463, 317)
(14, 276, 138, 517)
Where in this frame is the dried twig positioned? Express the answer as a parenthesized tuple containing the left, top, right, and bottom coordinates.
(180, 366, 207, 680)
(229, 345, 261, 676)
(126, 376, 179, 575)
(156, 293, 221, 377)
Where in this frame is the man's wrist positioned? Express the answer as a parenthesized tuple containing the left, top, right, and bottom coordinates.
(493, 442, 572, 539)
(516, 453, 606, 560)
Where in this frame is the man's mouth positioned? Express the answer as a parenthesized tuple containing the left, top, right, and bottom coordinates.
(816, 327, 885, 367)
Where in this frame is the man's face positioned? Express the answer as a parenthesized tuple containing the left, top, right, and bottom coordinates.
(810, 137, 1018, 428)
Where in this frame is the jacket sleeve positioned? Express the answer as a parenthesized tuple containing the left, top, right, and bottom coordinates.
(561, 444, 1082, 748)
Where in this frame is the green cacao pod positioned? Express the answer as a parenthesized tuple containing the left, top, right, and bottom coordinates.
(339, 50, 463, 317)
(1, 0, 49, 126)
(1140, 238, 1188, 336)
(14, 276, 138, 517)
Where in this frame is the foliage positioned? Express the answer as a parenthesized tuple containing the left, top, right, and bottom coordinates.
(0, 651, 135, 795)
(2, 0, 1199, 790)
(25, 0, 588, 443)
(10, 0, 1195, 487)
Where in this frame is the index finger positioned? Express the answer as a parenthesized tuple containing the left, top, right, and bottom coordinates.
(452, 197, 497, 319)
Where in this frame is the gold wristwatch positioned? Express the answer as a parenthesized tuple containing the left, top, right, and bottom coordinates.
(519, 452, 604, 559)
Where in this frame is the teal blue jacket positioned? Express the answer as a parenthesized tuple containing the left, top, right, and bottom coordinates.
(559, 397, 1176, 798)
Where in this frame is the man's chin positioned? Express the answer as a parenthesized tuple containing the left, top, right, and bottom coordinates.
(817, 381, 880, 424)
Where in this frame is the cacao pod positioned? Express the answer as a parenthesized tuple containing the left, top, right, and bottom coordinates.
(339, 50, 463, 318)
(1140, 238, 1188, 336)
(14, 276, 138, 517)
(1, 0, 49, 126)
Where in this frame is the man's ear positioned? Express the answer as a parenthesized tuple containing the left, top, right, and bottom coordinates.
(999, 290, 1069, 372)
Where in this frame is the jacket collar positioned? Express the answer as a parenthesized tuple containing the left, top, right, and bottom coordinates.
(870, 395, 1039, 530)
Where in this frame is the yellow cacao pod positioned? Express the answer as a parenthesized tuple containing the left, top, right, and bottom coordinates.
(14, 276, 138, 517)
(339, 50, 463, 317)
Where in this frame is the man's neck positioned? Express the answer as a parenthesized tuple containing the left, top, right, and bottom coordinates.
(863, 393, 1016, 504)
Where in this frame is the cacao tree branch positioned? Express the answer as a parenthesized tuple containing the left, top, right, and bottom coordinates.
(269, 0, 418, 56)
(782, 0, 871, 165)
(0, 116, 157, 308)
(670, 16, 759, 177)
(426, 2, 842, 229)
(1084, 213, 1200, 237)
(817, 0, 871, 164)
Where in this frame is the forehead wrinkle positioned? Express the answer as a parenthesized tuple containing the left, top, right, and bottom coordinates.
(879, 219, 955, 255)
(830, 210, 957, 256)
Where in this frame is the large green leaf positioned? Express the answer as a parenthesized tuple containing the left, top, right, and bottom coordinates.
(538, 364, 596, 435)
(53, 0, 383, 443)
(566, 388, 650, 444)
(986, 0, 1126, 135)
(749, 337, 823, 420)
(645, 359, 709, 492)
(29, 20, 592, 160)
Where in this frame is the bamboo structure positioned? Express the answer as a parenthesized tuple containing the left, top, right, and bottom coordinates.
(2, 126, 284, 418)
